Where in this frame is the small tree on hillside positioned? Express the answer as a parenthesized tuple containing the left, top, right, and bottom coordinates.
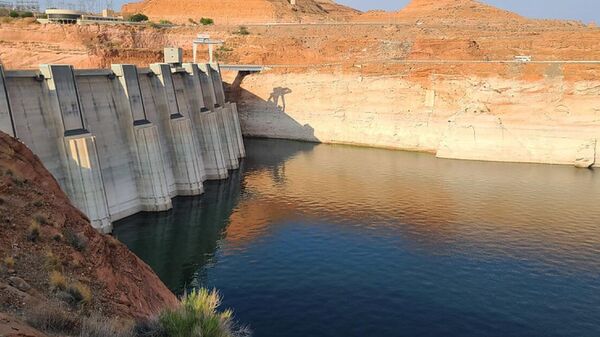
(129, 13, 149, 22)
(200, 17, 214, 25)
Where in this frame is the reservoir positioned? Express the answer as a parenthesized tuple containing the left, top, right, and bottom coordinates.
(115, 138, 600, 337)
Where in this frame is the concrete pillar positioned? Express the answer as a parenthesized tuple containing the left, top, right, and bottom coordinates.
(40, 64, 112, 233)
(182, 63, 228, 179)
(112, 64, 172, 212)
(228, 102, 246, 158)
(0, 66, 16, 137)
(205, 64, 227, 106)
(198, 63, 220, 107)
(221, 104, 242, 160)
(214, 106, 239, 170)
(199, 111, 229, 179)
(62, 134, 112, 233)
(150, 63, 205, 195)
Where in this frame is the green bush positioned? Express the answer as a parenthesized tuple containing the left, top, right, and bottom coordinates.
(129, 13, 149, 22)
(159, 19, 172, 25)
(159, 288, 250, 337)
(20, 11, 34, 18)
(199, 17, 214, 25)
(9, 10, 19, 18)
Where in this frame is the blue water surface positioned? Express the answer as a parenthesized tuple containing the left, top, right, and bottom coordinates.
(115, 138, 600, 337)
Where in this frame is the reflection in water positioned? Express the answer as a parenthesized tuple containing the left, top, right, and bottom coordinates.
(115, 139, 600, 337)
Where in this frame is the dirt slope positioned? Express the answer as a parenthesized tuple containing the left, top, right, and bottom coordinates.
(0, 131, 177, 328)
(122, 0, 359, 24)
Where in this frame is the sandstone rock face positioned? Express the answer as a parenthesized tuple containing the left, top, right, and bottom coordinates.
(228, 68, 600, 168)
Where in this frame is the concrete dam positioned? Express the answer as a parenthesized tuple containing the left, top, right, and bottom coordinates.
(0, 61, 245, 233)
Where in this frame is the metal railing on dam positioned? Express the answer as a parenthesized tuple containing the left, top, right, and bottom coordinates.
(0, 63, 246, 233)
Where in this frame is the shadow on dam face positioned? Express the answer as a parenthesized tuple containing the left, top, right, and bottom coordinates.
(225, 71, 319, 143)
(114, 138, 317, 293)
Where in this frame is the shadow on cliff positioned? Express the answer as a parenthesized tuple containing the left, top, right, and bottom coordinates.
(225, 71, 319, 143)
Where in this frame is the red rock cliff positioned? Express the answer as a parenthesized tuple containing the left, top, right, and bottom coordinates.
(0, 131, 178, 320)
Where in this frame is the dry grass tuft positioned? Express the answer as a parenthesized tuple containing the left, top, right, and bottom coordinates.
(45, 251, 62, 271)
(49, 270, 67, 291)
(25, 303, 80, 335)
(27, 222, 41, 242)
(3, 256, 15, 269)
(64, 228, 88, 252)
(66, 281, 92, 305)
(33, 213, 49, 225)
(80, 316, 135, 337)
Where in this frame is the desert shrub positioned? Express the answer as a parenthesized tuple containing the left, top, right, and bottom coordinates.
(28, 222, 41, 242)
(64, 228, 88, 252)
(159, 19, 172, 25)
(0, 8, 9, 16)
(159, 288, 251, 337)
(188, 18, 197, 25)
(80, 316, 134, 337)
(9, 10, 19, 18)
(233, 26, 250, 36)
(200, 17, 214, 25)
(49, 271, 67, 291)
(129, 13, 149, 22)
(32, 200, 43, 207)
(3, 256, 15, 269)
(66, 282, 92, 305)
(20, 11, 33, 18)
(12, 176, 27, 187)
(45, 251, 62, 271)
(217, 45, 233, 53)
(33, 213, 49, 225)
(25, 303, 80, 334)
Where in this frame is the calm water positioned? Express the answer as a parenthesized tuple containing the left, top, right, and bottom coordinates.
(115, 138, 600, 337)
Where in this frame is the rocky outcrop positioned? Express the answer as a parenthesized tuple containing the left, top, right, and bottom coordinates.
(229, 68, 600, 168)
(0, 131, 178, 322)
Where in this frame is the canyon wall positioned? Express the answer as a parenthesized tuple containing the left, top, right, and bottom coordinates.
(0, 63, 245, 233)
(228, 63, 600, 168)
